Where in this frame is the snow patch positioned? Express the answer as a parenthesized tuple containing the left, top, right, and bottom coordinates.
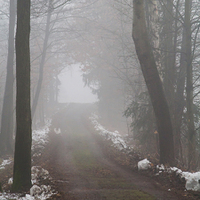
(31, 166, 50, 184)
(181, 171, 200, 191)
(5, 166, 54, 199)
(29, 184, 52, 199)
(30, 185, 41, 196)
(20, 194, 35, 200)
(32, 119, 51, 152)
(54, 128, 61, 134)
(0, 159, 12, 170)
(90, 114, 129, 151)
(0, 119, 54, 200)
(8, 177, 13, 185)
(156, 165, 200, 192)
(157, 164, 165, 171)
(138, 158, 152, 170)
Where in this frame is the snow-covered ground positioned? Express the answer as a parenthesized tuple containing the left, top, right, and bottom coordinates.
(32, 119, 51, 157)
(90, 113, 132, 151)
(0, 119, 54, 200)
(0, 159, 12, 170)
(138, 158, 152, 170)
(138, 158, 200, 192)
(0, 166, 54, 200)
(90, 113, 200, 193)
(157, 164, 200, 192)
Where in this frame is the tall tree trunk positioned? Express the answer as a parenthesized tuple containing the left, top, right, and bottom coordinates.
(32, 0, 52, 118)
(162, 0, 175, 109)
(174, 18, 187, 163)
(0, 0, 16, 155)
(146, 0, 160, 69)
(132, 0, 175, 165)
(12, 0, 32, 192)
(185, 0, 196, 170)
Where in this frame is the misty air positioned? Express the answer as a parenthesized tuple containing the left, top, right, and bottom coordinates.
(0, 0, 199, 199)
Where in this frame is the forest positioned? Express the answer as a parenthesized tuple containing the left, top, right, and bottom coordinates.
(0, 0, 200, 199)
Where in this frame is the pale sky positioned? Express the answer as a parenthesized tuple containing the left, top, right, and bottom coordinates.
(58, 64, 98, 103)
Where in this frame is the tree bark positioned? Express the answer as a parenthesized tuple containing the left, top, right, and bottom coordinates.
(185, 0, 196, 170)
(162, 0, 175, 109)
(132, 0, 175, 165)
(174, 15, 187, 163)
(0, 0, 16, 155)
(12, 0, 32, 192)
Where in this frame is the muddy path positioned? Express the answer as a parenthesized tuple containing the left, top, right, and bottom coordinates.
(41, 103, 184, 200)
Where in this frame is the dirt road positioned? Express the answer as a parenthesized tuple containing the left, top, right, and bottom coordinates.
(42, 103, 184, 200)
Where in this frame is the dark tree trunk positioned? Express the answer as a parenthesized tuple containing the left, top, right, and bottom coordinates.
(0, 0, 16, 155)
(132, 0, 175, 165)
(162, 0, 175, 109)
(12, 0, 32, 192)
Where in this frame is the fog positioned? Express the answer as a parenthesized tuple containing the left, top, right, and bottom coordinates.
(0, 0, 133, 139)
(2, 1, 200, 194)
(3, 0, 199, 171)
(58, 64, 98, 103)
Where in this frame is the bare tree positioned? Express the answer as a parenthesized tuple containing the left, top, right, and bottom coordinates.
(32, 0, 53, 118)
(0, 0, 16, 155)
(185, 0, 196, 170)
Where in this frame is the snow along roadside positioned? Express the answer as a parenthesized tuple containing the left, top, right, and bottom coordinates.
(90, 113, 200, 193)
(0, 118, 56, 200)
(89, 113, 132, 151)
(138, 158, 200, 192)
